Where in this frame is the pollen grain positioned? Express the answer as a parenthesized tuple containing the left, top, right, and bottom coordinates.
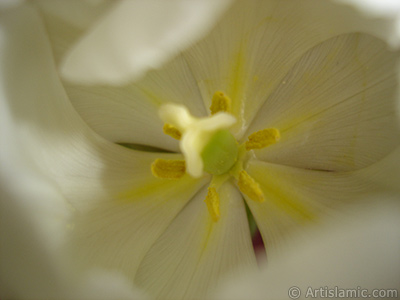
(245, 128, 280, 150)
(238, 170, 265, 203)
(163, 123, 182, 140)
(204, 187, 221, 222)
(151, 159, 186, 179)
(210, 91, 232, 115)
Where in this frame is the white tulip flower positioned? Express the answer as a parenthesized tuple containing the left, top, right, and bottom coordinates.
(1, 0, 400, 299)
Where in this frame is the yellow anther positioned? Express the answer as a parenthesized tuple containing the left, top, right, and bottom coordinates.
(163, 123, 182, 140)
(245, 128, 280, 151)
(210, 91, 231, 115)
(151, 159, 186, 179)
(204, 187, 220, 222)
(238, 170, 264, 202)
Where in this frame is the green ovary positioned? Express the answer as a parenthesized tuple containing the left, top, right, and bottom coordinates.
(201, 130, 239, 175)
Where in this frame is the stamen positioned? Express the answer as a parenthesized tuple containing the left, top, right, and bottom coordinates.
(210, 91, 231, 115)
(151, 159, 186, 179)
(238, 170, 265, 202)
(245, 128, 280, 151)
(163, 123, 182, 140)
(204, 187, 220, 222)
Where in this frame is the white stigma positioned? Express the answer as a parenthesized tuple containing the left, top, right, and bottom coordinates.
(158, 104, 236, 177)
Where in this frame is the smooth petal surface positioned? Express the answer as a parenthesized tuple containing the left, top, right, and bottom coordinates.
(61, 0, 233, 85)
(243, 156, 400, 254)
(246, 33, 400, 171)
(35, 0, 112, 29)
(33, 0, 113, 65)
(134, 183, 257, 300)
(0, 3, 178, 204)
(71, 270, 148, 300)
(0, 161, 147, 300)
(63, 0, 400, 148)
(0, 5, 149, 299)
(0, 126, 69, 299)
(64, 53, 207, 148)
(338, 0, 400, 15)
(1, 4, 210, 290)
(334, 0, 400, 47)
(0, 0, 23, 9)
(181, 0, 400, 136)
(36, 0, 213, 147)
(3, 1, 399, 299)
(214, 200, 400, 300)
(67, 162, 209, 282)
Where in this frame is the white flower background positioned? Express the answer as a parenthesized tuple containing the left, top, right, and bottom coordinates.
(1, 0, 400, 299)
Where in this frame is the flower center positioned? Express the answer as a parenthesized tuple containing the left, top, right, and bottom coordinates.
(151, 91, 280, 222)
(201, 129, 238, 175)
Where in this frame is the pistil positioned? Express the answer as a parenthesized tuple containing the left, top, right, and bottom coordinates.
(201, 129, 239, 175)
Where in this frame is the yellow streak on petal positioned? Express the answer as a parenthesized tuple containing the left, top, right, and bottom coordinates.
(163, 123, 182, 140)
(229, 49, 245, 105)
(265, 184, 315, 222)
(151, 159, 186, 179)
(249, 165, 316, 223)
(119, 179, 175, 201)
(238, 170, 265, 203)
(210, 91, 232, 115)
(118, 175, 197, 203)
(204, 187, 220, 222)
(245, 128, 280, 150)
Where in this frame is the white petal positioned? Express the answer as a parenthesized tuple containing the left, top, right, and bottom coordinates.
(64, 53, 208, 148)
(0, 150, 69, 299)
(337, 0, 400, 14)
(242, 157, 400, 254)
(34, 0, 112, 29)
(32, 0, 113, 66)
(0, 6, 210, 285)
(246, 33, 400, 171)
(61, 0, 233, 85)
(214, 200, 400, 300)
(67, 161, 209, 279)
(334, 0, 400, 47)
(134, 183, 257, 300)
(0, 157, 148, 300)
(181, 0, 400, 136)
(360, 146, 400, 193)
(66, 83, 180, 150)
(0, 6, 147, 299)
(0, 0, 23, 9)
(72, 270, 149, 300)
